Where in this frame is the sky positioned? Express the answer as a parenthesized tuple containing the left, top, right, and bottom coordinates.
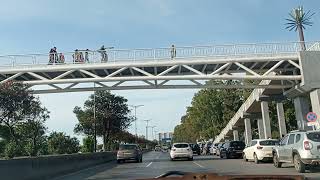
(0, 0, 319, 142)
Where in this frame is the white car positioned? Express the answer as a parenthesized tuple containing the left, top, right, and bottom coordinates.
(243, 139, 279, 164)
(210, 143, 218, 155)
(170, 143, 193, 161)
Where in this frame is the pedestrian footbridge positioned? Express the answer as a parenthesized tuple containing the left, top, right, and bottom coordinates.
(1, 42, 318, 94)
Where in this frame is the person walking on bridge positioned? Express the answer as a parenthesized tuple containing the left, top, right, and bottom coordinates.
(98, 45, 108, 62)
(48, 47, 57, 64)
(170, 44, 176, 59)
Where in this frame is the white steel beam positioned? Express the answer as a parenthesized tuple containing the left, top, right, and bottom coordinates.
(131, 67, 154, 77)
(106, 67, 127, 77)
(210, 63, 231, 75)
(157, 65, 178, 76)
(263, 60, 284, 76)
(182, 65, 204, 75)
(32, 84, 294, 94)
(288, 60, 301, 69)
(1, 72, 23, 83)
(234, 62, 260, 76)
(20, 74, 301, 86)
(53, 70, 75, 80)
(79, 69, 101, 78)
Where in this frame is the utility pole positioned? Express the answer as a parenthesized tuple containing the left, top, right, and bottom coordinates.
(150, 126, 156, 140)
(129, 105, 144, 143)
(93, 82, 97, 152)
(143, 119, 151, 140)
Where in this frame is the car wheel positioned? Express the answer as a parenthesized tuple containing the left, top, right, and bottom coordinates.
(220, 153, 223, 158)
(273, 153, 282, 168)
(226, 153, 230, 159)
(294, 154, 305, 173)
(117, 160, 121, 163)
(254, 153, 260, 164)
(243, 153, 248, 162)
(188, 157, 193, 161)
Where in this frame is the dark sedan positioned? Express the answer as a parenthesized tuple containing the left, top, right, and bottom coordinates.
(220, 141, 245, 159)
(189, 143, 201, 155)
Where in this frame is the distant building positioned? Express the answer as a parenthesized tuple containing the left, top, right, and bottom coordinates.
(158, 132, 173, 143)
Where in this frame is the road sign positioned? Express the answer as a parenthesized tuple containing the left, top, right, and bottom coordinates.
(306, 112, 317, 122)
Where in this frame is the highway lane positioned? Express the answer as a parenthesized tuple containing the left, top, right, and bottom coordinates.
(53, 151, 320, 180)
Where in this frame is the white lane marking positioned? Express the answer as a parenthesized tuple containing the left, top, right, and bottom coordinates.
(146, 162, 153, 167)
(193, 162, 204, 168)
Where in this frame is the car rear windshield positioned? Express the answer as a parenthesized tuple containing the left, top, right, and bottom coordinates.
(174, 144, 189, 148)
(307, 132, 320, 142)
(230, 141, 245, 148)
(259, 140, 279, 146)
(119, 145, 137, 150)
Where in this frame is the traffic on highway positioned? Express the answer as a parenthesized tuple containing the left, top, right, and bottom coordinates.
(54, 139, 320, 180)
(1, 1, 320, 180)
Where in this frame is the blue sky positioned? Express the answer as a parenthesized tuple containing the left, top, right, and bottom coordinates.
(0, 0, 319, 141)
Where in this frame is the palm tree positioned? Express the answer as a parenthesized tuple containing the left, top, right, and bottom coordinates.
(285, 6, 315, 50)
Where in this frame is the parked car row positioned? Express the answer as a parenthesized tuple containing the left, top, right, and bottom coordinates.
(214, 130, 320, 173)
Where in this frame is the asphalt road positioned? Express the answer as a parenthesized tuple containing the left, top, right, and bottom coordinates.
(53, 151, 320, 180)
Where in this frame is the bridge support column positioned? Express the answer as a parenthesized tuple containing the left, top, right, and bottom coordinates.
(257, 119, 265, 139)
(294, 96, 311, 130)
(310, 89, 320, 129)
(276, 102, 287, 137)
(261, 101, 272, 138)
(244, 118, 252, 145)
(233, 130, 239, 141)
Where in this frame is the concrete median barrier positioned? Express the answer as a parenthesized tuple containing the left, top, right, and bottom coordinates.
(0, 151, 116, 180)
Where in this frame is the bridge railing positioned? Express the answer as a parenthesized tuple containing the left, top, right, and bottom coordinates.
(0, 42, 319, 68)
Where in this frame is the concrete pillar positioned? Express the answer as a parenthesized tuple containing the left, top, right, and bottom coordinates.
(294, 96, 311, 130)
(276, 102, 287, 137)
(244, 118, 252, 145)
(233, 130, 239, 141)
(310, 89, 320, 129)
(261, 101, 272, 138)
(257, 119, 265, 139)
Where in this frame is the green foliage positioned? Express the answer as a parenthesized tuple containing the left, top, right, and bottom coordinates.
(0, 82, 49, 158)
(74, 90, 133, 151)
(4, 140, 24, 159)
(48, 132, 80, 154)
(173, 81, 247, 142)
(81, 136, 95, 153)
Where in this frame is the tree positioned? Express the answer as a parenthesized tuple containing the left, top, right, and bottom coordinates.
(173, 81, 247, 142)
(48, 132, 80, 154)
(74, 90, 133, 151)
(81, 136, 95, 153)
(0, 82, 50, 158)
(0, 82, 37, 142)
(16, 119, 48, 156)
(285, 6, 315, 50)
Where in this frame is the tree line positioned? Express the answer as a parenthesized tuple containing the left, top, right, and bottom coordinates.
(173, 81, 298, 143)
(0, 82, 154, 159)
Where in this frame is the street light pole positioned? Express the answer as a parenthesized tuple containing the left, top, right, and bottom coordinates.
(129, 105, 144, 142)
(93, 82, 97, 152)
(151, 126, 156, 140)
(143, 119, 151, 140)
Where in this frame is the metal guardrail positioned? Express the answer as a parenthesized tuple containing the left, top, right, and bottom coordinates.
(0, 42, 319, 68)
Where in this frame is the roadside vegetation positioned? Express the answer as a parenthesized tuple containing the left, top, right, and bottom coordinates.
(0, 82, 154, 159)
(173, 80, 298, 143)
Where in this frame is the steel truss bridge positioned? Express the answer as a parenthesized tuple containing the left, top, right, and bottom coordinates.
(0, 42, 319, 93)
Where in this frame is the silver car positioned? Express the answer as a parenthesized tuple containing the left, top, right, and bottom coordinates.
(117, 144, 143, 163)
(272, 130, 320, 173)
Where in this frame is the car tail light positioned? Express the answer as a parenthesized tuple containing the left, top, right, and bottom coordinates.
(257, 146, 263, 150)
(172, 148, 176, 151)
(304, 141, 311, 150)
